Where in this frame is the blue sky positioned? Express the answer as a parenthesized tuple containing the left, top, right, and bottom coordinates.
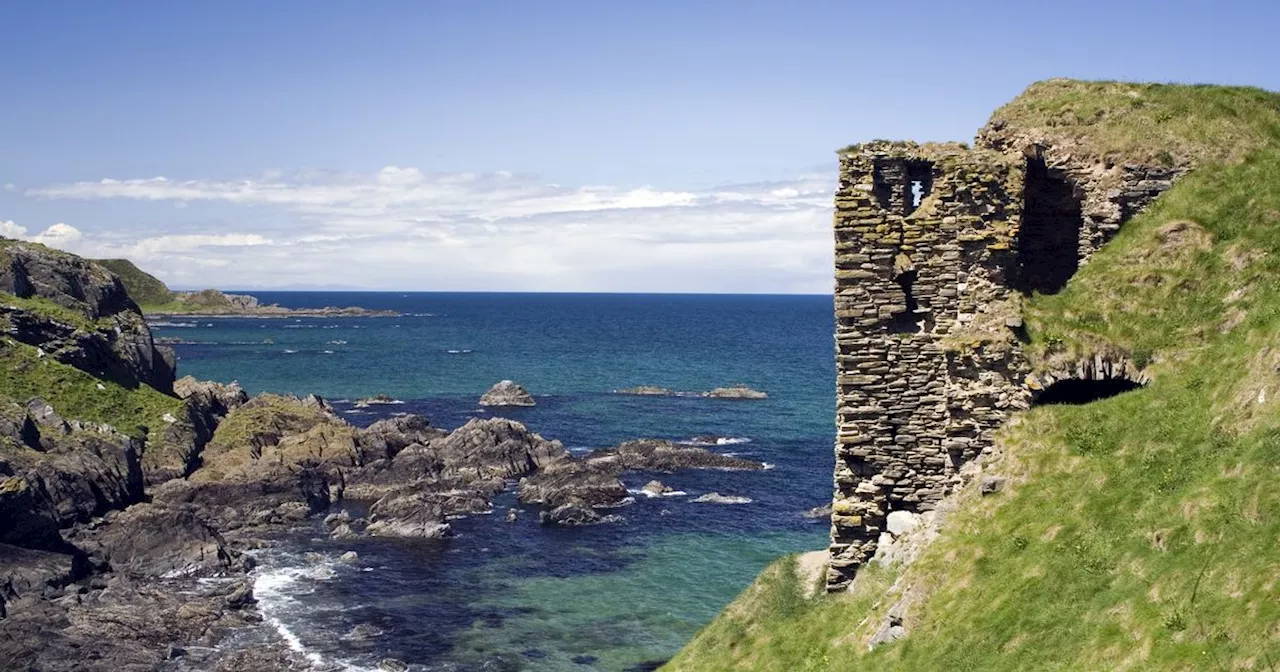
(1, 0, 1275, 292)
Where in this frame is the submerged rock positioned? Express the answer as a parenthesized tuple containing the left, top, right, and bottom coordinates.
(702, 385, 768, 399)
(692, 492, 753, 505)
(479, 380, 536, 407)
(614, 386, 674, 396)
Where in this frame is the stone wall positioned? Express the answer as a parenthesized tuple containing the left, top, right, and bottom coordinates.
(826, 136, 1175, 591)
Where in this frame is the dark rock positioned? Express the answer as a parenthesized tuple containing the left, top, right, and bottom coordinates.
(0, 242, 176, 392)
(366, 491, 453, 538)
(79, 503, 246, 578)
(539, 496, 610, 526)
(980, 475, 1007, 495)
(585, 438, 765, 473)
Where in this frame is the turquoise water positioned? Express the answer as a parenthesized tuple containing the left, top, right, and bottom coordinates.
(154, 293, 835, 671)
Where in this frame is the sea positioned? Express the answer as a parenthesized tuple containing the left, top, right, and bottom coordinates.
(152, 292, 835, 672)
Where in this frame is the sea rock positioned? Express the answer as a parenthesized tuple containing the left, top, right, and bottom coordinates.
(585, 438, 765, 473)
(479, 380, 536, 407)
(432, 417, 565, 479)
(614, 386, 674, 396)
(803, 503, 833, 519)
(701, 385, 768, 400)
(642, 480, 672, 496)
(538, 496, 621, 526)
(518, 460, 630, 508)
(354, 393, 400, 408)
(365, 491, 453, 538)
(692, 492, 753, 505)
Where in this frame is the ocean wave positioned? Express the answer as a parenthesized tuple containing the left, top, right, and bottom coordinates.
(446, 349, 473, 354)
(327, 340, 347, 345)
(283, 349, 298, 354)
(323, 350, 334, 354)
(252, 568, 326, 667)
(149, 321, 198, 328)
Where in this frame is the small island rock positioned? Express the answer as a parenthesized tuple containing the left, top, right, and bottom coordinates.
(479, 380, 536, 407)
(614, 386, 674, 396)
(693, 492, 753, 505)
(702, 385, 768, 400)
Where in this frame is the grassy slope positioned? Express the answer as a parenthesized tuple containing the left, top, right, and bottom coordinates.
(0, 337, 182, 441)
(667, 82, 1280, 671)
(93, 258, 175, 307)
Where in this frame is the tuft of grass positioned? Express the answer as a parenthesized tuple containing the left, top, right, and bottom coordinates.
(986, 79, 1280, 167)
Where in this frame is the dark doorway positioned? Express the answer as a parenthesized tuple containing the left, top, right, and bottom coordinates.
(1014, 158, 1083, 294)
(1033, 378, 1142, 405)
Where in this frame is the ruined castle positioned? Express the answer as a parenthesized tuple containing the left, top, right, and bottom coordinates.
(826, 128, 1178, 590)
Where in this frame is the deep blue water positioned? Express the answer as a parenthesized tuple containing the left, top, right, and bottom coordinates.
(154, 293, 835, 671)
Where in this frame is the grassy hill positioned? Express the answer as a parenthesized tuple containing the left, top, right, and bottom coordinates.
(93, 258, 175, 307)
(666, 81, 1280, 671)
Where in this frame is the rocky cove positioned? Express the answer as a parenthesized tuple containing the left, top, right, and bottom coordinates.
(0, 241, 830, 670)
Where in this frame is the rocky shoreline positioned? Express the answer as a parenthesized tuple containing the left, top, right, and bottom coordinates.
(0, 238, 776, 669)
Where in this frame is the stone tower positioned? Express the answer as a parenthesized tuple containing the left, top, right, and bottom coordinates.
(826, 137, 1174, 590)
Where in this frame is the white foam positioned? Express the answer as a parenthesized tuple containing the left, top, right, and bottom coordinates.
(283, 349, 298, 354)
(716, 437, 752, 445)
(253, 568, 326, 667)
(762, 462, 776, 471)
(323, 350, 334, 354)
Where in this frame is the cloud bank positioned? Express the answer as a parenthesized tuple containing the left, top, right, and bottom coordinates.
(16, 167, 836, 293)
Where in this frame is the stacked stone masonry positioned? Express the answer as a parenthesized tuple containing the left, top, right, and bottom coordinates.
(826, 137, 1177, 591)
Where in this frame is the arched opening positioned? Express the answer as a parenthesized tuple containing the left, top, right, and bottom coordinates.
(1014, 157, 1083, 295)
(1033, 377, 1143, 405)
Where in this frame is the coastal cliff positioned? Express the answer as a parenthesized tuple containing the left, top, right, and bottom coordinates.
(94, 258, 397, 317)
(668, 80, 1280, 670)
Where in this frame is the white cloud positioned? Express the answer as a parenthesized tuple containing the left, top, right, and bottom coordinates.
(0, 220, 27, 237)
(24, 167, 837, 292)
(1, 220, 85, 248)
(3, 183, 15, 192)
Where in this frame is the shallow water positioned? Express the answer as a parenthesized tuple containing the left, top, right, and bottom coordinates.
(156, 293, 834, 670)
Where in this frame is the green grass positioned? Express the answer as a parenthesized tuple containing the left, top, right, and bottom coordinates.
(672, 82, 1280, 671)
(1, 292, 103, 331)
(93, 258, 175, 307)
(0, 337, 182, 441)
(986, 79, 1280, 167)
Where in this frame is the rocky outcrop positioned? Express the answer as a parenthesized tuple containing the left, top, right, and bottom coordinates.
(702, 385, 768, 399)
(479, 380, 536, 407)
(693, 492, 753, 505)
(584, 438, 765, 473)
(0, 240, 175, 393)
(614, 386, 674, 396)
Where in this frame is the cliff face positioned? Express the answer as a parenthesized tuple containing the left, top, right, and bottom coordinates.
(1, 240, 176, 394)
(826, 85, 1204, 590)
